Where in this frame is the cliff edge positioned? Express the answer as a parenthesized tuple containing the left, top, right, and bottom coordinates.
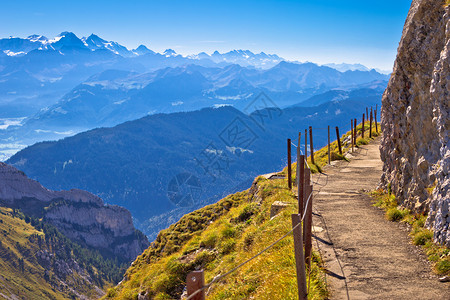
(0, 162, 149, 261)
(380, 0, 449, 246)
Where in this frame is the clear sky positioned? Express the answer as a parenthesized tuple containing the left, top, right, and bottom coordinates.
(0, 0, 411, 70)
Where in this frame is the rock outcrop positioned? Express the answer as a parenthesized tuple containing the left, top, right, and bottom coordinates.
(380, 0, 449, 246)
(0, 162, 149, 261)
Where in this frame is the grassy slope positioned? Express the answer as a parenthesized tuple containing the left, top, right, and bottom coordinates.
(106, 121, 380, 299)
(105, 179, 328, 300)
(0, 206, 112, 299)
(0, 206, 68, 299)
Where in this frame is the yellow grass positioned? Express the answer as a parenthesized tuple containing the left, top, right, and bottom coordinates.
(105, 178, 328, 299)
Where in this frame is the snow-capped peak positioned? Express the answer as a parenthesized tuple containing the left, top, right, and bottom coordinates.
(27, 35, 48, 43)
(132, 45, 154, 56)
(163, 49, 177, 57)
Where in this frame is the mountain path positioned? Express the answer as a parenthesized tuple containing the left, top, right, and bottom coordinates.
(310, 138, 449, 299)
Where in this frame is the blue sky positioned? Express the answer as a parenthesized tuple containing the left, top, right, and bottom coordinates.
(0, 0, 411, 70)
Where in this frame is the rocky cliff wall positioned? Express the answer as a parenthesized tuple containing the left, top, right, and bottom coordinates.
(0, 162, 149, 261)
(380, 0, 449, 246)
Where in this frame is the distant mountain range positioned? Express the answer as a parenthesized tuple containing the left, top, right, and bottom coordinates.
(0, 31, 282, 67)
(7, 89, 382, 239)
(0, 33, 389, 161)
(0, 32, 283, 121)
(0, 32, 387, 117)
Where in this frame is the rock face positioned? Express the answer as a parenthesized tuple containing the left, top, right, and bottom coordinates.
(380, 0, 449, 246)
(0, 162, 149, 261)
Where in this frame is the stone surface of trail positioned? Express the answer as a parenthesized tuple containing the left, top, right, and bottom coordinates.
(311, 138, 449, 299)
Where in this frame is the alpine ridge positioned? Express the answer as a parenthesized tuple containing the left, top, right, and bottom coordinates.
(0, 162, 149, 261)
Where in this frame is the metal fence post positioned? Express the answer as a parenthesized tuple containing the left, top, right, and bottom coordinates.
(288, 138, 292, 189)
(298, 154, 305, 216)
(187, 270, 205, 300)
(351, 120, 354, 152)
(303, 184, 313, 269)
(304, 129, 308, 160)
(336, 126, 342, 155)
(362, 113, 365, 138)
(292, 214, 308, 300)
(327, 125, 331, 165)
(375, 106, 378, 133)
(309, 126, 314, 165)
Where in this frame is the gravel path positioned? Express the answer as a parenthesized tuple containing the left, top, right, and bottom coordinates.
(311, 137, 449, 299)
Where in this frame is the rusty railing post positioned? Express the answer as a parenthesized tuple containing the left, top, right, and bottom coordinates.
(354, 118, 357, 145)
(362, 113, 365, 138)
(304, 129, 308, 160)
(309, 126, 314, 165)
(370, 108, 373, 138)
(187, 270, 205, 300)
(292, 214, 308, 300)
(303, 184, 313, 269)
(288, 138, 292, 189)
(303, 168, 311, 241)
(327, 125, 331, 165)
(351, 120, 354, 152)
(375, 105, 378, 133)
(296, 132, 301, 187)
(336, 126, 342, 155)
(298, 154, 305, 216)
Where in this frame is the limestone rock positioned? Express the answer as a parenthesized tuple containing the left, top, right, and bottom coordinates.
(380, 0, 449, 246)
(270, 201, 289, 218)
(0, 162, 149, 261)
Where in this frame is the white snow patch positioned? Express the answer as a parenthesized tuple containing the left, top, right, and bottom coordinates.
(215, 93, 253, 101)
(62, 160, 73, 170)
(205, 148, 223, 155)
(0, 143, 27, 161)
(306, 112, 319, 118)
(332, 95, 349, 103)
(53, 107, 68, 114)
(171, 101, 184, 106)
(114, 99, 127, 105)
(35, 129, 52, 133)
(48, 35, 63, 43)
(4, 50, 25, 56)
(54, 130, 75, 135)
(0, 117, 26, 130)
(213, 104, 233, 108)
(226, 146, 254, 154)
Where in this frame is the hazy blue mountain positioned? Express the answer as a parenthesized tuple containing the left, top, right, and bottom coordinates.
(323, 62, 370, 72)
(292, 81, 388, 107)
(81, 33, 133, 57)
(132, 45, 155, 56)
(0, 32, 289, 121)
(0, 32, 388, 161)
(7, 90, 382, 239)
(0, 62, 388, 156)
(203, 49, 283, 68)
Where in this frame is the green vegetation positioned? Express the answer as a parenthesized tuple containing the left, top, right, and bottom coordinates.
(0, 206, 126, 299)
(369, 190, 450, 276)
(105, 178, 328, 299)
